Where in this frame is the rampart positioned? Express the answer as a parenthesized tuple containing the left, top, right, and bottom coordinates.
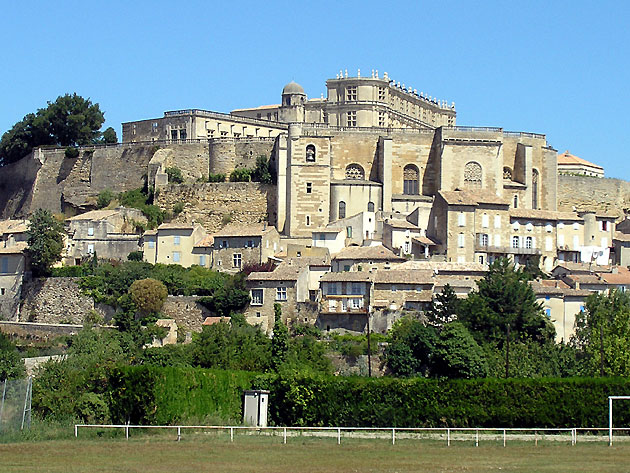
(558, 175, 630, 216)
(156, 182, 277, 233)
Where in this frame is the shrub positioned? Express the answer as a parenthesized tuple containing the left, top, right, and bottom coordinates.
(127, 251, 144, 262)
(208, 173, 226, 183)
(173, 202, 184, 215)
(229, 167, 251, 182)
(165, 166, 184, 184)
(96, 189, 115, 209)
(129, 278, 168, 315)
(64, 147, 79, 159)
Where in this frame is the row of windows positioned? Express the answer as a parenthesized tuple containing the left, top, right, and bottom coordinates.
(251, 287, 287, 305)
(338, 201, 375, 218)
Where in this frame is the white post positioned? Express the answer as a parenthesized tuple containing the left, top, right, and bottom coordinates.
(337, 428, 341, 445)
(535, 431, 538, 446)
(447, 428, 450, 446)
(572, 428, 576, 446)
(392, 428, 395, 445)
(283, 427, 287, 444)
(475, 430, 479, 447)
(503, 429, 506, 447)
(230, 427, 234, 442)
(125, 424, 129, 440)
(177, 426, 181, 442)
(74, 425, 78, 438)
(609, 397, 613, 447)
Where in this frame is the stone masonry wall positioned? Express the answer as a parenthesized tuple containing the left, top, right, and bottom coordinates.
(156, 182, 277, 234)
(19, 277, 101, 324)
(161, 296, 213, 334)
(558, 175, 630, 216)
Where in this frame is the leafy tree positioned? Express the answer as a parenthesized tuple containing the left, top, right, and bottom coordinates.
(26, 209, 64, 277)
(458, 258, 554, 346)
(385, 316, 438, 377)
(251, 155, 273, 184)
(198, 272, 250, 316)
(432, 322, 487, 378)
(572, 290, 630, 376)
(96, 189, 115, 208)
(0, 93, 105, 165)
(129, 278, 168, 315)
(208, 173, 226, 183)
(0, 332, 25, 380)
(425, 284, 460, 327)
(101, 127, 118, 144)
(271, 304, 289, 371)
(127, 251, 143, 262)
(230, 167, 251, 182)
(64, 146, 79, 159)
(165, 166, 184, 184)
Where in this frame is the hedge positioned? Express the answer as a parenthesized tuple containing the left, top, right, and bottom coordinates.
(108, 366, 259, 424)
(106, 367, 630, 428)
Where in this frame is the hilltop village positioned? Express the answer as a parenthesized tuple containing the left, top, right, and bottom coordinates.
(1, 70, 629, 343)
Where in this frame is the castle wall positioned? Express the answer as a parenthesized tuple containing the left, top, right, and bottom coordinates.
(156, 182, 276, 234)
(557, 175, 630, 216)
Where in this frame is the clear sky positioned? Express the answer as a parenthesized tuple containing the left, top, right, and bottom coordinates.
(2, 1, 629, 178)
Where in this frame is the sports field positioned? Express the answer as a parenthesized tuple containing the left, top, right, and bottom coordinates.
(1, 435, 629, 473)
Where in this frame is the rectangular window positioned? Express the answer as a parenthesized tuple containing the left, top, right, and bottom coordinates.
(222, 240, 228, 248)
(344, 265, 351, 272)
(512, 236, 520, 248)
(306, 182, 312, 194)
(458, 233, 465, 248)
(179, 129, 187, 140)
(346, 86, 357, 101)
(602, 221, 609, 231)
(199, 254, 206, 267)
(404, 241, 410, 253)
(328, 283, 338, 295)
(480, 233, 488, 247)
(526, 237, 533, 249)
(152, 122, 159, 133)
(1, 257, 8, 274)
(276, 286, 287, 301)
(87, 227, 94, 236)
(148, 240, 155, 249)
(248, 240, 254, 248)
(171, 130, 178, 141)
(306, 215, 311, 226)
(233, 253, 242, 268)
(458, 212, 466, 227)
(482, 214, 489, 228)
(347, 226, 352, 238)
(378, 111, 385, 127)
(351, 282, 362, 295)
(172, 251, 181, 263)
(347, 111, 357, 127)
(378, 87, 386, 101)
(0, 288, 4, 295)
(494, 215, 501, 228)
(545, 308, 551, 317)
(251, 289, 263, 305)
(173, 236, 180, 246)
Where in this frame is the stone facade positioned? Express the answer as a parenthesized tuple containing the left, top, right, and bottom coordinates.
(558, 175, 630, 216)
(160, 296, 212, 334)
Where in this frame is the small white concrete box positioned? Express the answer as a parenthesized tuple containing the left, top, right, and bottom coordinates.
(243, 390, 270, 427)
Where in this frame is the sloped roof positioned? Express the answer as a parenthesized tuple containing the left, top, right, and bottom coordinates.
(320, 272, 374, 282)
(213, 223, 275, 238)
(598, 267, 630, 285)
(397, 261, 487, 273)
(67, 209, 119, 221)
(439, 190, 510, 207)
(194, 235, 214, 248)
(0, 219, 29, 234)
(333, 245, 404, 262)
(247, 263, 303, 281)
(383, 219, 421, 230)
(0, 241, 28, 254)
(510, 209, 583, 221)
(557, 151, 603, 170)
(374, 270, 434, 285)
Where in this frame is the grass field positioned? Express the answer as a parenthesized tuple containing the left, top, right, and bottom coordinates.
(1, 434, 630, 473)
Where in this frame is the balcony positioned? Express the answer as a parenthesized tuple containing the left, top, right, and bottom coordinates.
(475, 241, 541, 256)
(320, 295, 368, 315)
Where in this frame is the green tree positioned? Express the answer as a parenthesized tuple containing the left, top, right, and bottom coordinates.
(101, 127, 118, 144)
(0, 93, 105, 165)
(229, 167, 251, 182)
(572, 290, 630, 376)
(165, 166, 184, 184)
(251, 155, 273, 184)
(425, 283, 460, 327)
(385, 316, 438, 377)
(271, 303, 289, 371)
(0, 332, 25, 380)
(96, 189, 115, 208)
(129, 278, 168, 315)
(432, 322, 488, 378)
(26, 209, 64, 277)
(458, 258, 554, 346)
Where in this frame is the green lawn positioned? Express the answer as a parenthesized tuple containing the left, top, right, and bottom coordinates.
(1, 435, 629, 473)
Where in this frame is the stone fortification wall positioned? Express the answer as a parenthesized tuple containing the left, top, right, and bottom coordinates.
(161, 143, 209, 181)
(208, 138, 275, 175)
(558, 175, 630, 216)
(19, 277, 101, 324)
(157, 182, 277, 234)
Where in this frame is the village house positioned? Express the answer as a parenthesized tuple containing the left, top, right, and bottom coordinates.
(143, 222, 208, 267)
(331, 245, 404, 272)
(318, 271, 373, 333)
(212, 224, 280, 273)
(64, 208, 146, 264)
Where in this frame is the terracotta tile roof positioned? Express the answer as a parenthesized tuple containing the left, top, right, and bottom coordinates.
(0, 242, 28, 254)
(433, 277, 478, 289)
(439, 190, 510, 207)
(143, 229, 158, 236)
(531, 280, 591, 297)
(412, 236, 440, 246)
(0, 219, 29, 234)
(213, 223, 275, 237)
(557, 151, 603, 170)
(383, 219, 421, 230)
(405, 290, 434, 302)
(598, 267, 630, 285)
(333, 245, 404, 262)
(565, 274, 606, 285)
(374, 270, 434, 285)
(553, 262, 611, 273)
(510, 209, 583, 221)
(284, 256, 331, 267)
(202, 316, 229, 326)
(67, 209, 121, 221)
(194, 235, 214, 247)
(397, 261, 487, 273)
(158, 222, 196, 230)
(614, 232, 630, 242)
(320, 272, 374, 282)
(247, 263, 303, 281)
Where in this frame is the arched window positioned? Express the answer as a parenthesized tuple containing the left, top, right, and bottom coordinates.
(526, 236, 533, 249)
(306, 144, 316, 162)
(532, 169, 539, 209)
(464, 162, 482, 188)
(367, 202, 375, 212)
(345, 163, 365, 180)
(338, 201, 346, 219)
(513, 195, 518, 209)
(403, 164, 419, 195)
(503, 167, 513, 180)
(512, 236, 520, 248)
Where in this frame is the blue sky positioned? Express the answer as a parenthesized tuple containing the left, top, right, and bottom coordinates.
(2, 1, 629, 178)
